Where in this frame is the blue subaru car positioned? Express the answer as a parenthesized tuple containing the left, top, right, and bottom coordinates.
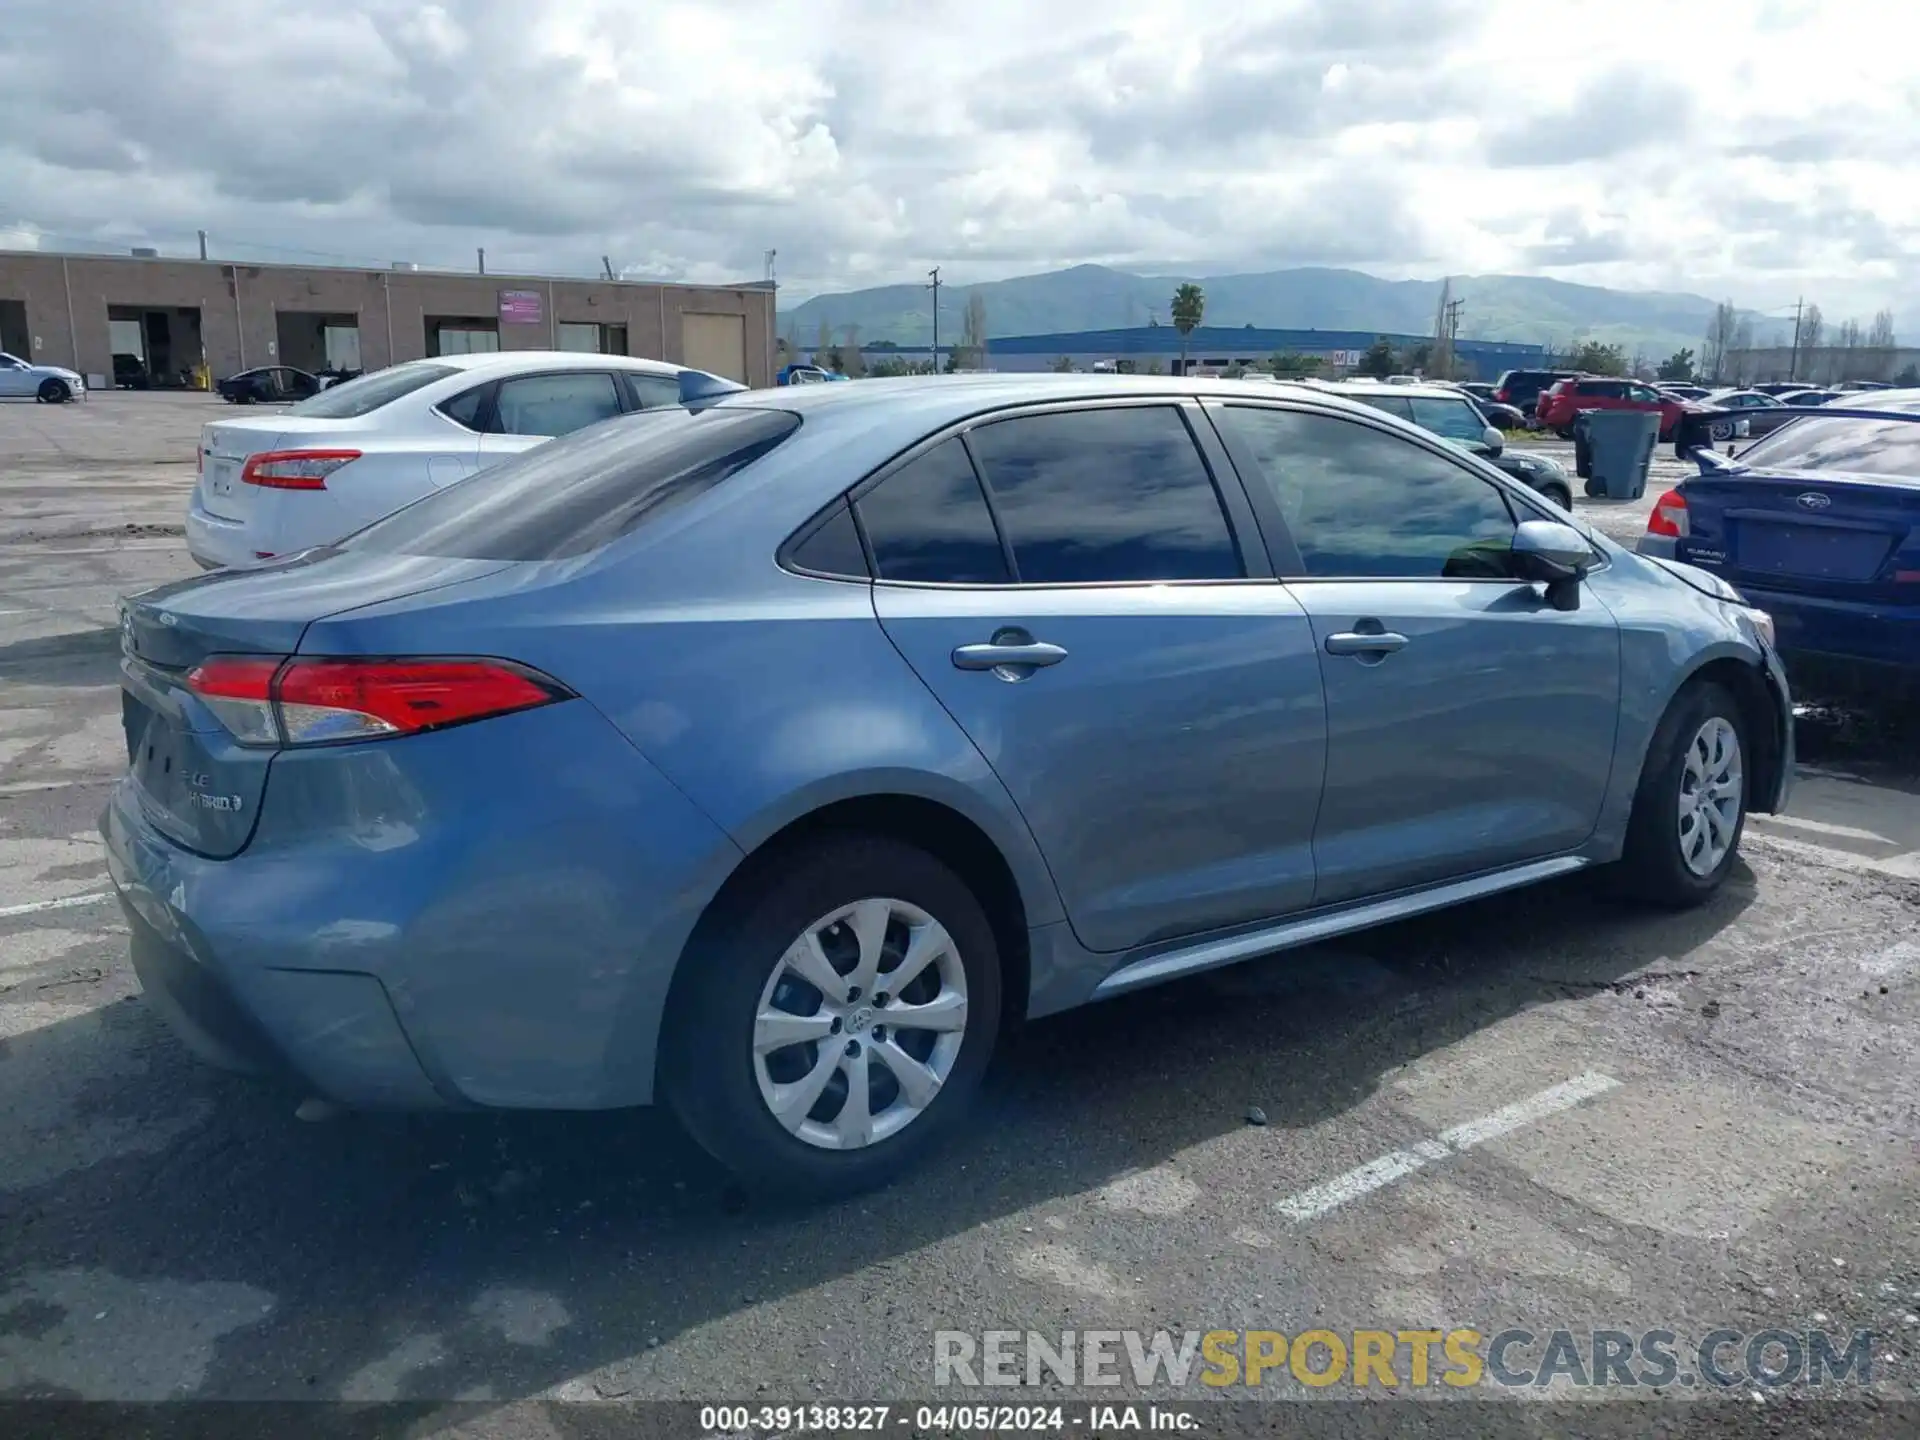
(1640, 393, 1920, 685)
(106, 374, 1792, 1197)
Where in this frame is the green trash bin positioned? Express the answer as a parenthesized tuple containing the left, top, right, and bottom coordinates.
(1583, 410, 1660, 499)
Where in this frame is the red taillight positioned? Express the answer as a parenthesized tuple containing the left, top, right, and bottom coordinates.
(1647, 488, 1689, 538)
(240, 449, 362, 490)
(186, 656, 569, 747)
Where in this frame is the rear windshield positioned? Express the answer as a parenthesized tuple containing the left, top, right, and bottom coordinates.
(343, 406, 801, 560)
(1735, 412, 1920, 478)
(286, 362, 459, 418)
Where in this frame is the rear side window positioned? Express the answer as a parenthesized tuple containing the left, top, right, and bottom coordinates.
(345, 408, 800, 560)
(627, 373, 683, 409)
(490, 372, 624, 437)
(857, 440, 1010, 584)
(1735, 414, 1920, 477)
(438, 384, 488, 430)
(967, 407, 1242, 583)
(286, 362, 459, 418)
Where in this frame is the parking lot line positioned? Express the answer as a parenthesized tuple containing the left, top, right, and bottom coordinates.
(0, 891, 114, 920)
(1275, 1071, 1620, 1222)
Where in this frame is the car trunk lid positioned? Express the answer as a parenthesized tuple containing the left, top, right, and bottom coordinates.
(1679, 467, 1920, 603)
(197, 415, 358, 522)
(119, 550, 511, 857)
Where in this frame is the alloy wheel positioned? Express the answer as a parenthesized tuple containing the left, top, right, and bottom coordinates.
(751, 897, 969, 1150)
(1677, 716, 1742, 876)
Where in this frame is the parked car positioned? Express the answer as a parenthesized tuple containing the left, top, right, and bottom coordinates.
(1492, 368, 1579, 419)
(1537, 376, 1687, 440)
(1837, 381, 1891, 392)
(113, 353, 151, 390)
(1638, 393, 1920, 682)
(1327, 379, 1573, 509)
(779, 364, 849, 384)
(216, 366, 322, 405)
(1773, 389, 1842, 407)
(1749, 383, 1809, 397)
(1691, 389, 1802, 443)
(186, 352, 722, 570)
(0, 351, 84, 403)
(110, 374, 1790, 1198)
(1656, 384, 1712, 402)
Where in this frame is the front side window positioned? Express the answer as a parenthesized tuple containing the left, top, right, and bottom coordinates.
(1353, 394, 1415, 422)
(285, 361, 459, 418)
(1407, 396, 1489, 443)
(490, 372, 624, 437)
(1219, 406, 1517, 580)
(966, 406, 1242, 583)
(856, 439, 1009, 584)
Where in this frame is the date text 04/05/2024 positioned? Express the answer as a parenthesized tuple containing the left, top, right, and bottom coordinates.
(700, 1403, 1198, 1433)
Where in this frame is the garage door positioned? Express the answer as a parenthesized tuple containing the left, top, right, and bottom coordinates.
(681, 312, 747, 382)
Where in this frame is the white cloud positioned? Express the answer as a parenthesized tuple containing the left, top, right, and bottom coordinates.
(0, 0, 1911, 319)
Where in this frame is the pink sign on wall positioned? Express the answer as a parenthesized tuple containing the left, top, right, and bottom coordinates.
(498, 289, 543, 325)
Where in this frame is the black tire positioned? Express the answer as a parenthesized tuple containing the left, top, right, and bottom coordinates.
(1554, 425, 1575, 440)
(1614, 680, 1749, 907)
(1539, 483, 1573, 511)
(663, 834, 1003, 1201)
(36, 378, 70, 404)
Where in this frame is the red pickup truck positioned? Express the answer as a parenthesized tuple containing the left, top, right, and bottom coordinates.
(1536, 377, 1688, 439)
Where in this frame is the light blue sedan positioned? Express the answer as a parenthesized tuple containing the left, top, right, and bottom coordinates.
(104, 374, 1792, 1198)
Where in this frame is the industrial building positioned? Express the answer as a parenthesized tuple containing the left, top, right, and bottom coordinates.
(0, 250, 778, 390)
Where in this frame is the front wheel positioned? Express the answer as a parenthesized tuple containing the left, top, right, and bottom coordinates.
(1539, 483, 1573, 511)
(36, 378, 70, 404)
(1614, 681, 1748, 906)
(664, 835, 1002, 1201)
(1554, 425, 1576, 440)
(1708, 419, 1734, 442)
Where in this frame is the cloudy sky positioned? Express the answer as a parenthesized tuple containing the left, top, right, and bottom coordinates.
(1, 0, 1913, 316)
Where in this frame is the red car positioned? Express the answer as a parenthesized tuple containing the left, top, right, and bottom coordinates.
(1536, 376, 1687, 440)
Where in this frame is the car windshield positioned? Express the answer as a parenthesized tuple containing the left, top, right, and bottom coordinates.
(343, 405, 801, 559)
(1734, 410, 1920, 477)
(285, 361, 459, 418)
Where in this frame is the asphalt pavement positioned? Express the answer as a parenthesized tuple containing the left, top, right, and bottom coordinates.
(1, 394, 1916, 1431)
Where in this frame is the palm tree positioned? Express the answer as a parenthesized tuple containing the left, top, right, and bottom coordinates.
(1170, 284, 1205, 376)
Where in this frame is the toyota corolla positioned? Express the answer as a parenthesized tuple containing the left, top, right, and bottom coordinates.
(106, 374, 1792, 1198)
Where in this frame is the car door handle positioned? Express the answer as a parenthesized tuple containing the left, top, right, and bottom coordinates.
(951, 641, 1069, 671)
(1324, 630, 1409, 656)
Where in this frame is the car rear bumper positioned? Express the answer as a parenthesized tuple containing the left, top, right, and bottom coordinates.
(99, 699, 743, 1111)
(184, 494, 258, 570)
(1736, 582, 1920, 672)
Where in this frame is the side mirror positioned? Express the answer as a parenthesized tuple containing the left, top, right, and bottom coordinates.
(1513, 519, 1592, 610)
(1481, 424, 1504, 454)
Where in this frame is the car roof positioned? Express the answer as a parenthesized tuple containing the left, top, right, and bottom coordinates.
(426, 350, 683, 376)
(1311, 379, 1479, 402)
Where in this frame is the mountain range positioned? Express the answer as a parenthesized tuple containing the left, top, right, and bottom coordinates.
(779, 264, 1798, 361)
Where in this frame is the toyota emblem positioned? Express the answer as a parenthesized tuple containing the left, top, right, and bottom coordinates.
(1796, 492, 1832, 511)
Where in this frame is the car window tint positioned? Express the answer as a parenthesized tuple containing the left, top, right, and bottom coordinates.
(857, 439, 1009, 584)
(1407, 396, 1487, 442)
(1220, 406, 1517, 579)
(344, 408, 800, 560)
(1735, 414, 1920, 477)
(1353, 394, 1415, 422)
(491, 372, 624, 437)
(787, 499, 870, 579)
(438, 384, 488, 430)
(966, 407, 1240, 583)
(286, 361, 459, 418)
(629, 373, 682, 409)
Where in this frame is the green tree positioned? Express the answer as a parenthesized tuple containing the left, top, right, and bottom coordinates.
(1896, 363, 1920, 387)
(1403, 340, 1432, 374)
(1657, 348, 1695, 381)
(1357, 338, 1396, 378)
(1170, 283, 1206, 375)
(1571, 340, 1627, 376)
(1050, 355, 1075, 372)
(824, 344, 845, 373)
(1268, 350, 1322, 378)
(840, 324, 865, 379)
(1114, 358, 1137, 375)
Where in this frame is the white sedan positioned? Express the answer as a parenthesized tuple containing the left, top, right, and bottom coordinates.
(0, 352, 85, 403)
(186, 351, 713, 569)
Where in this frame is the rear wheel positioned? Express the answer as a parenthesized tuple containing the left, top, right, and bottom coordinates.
(36, 378, 70, 404)
(1615, 680, 1748, 906)
(1539, 482, 1573, 511)
(664, 835, 1002, 1201)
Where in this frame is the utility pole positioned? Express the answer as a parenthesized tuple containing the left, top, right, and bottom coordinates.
(1787, 296, 1804, 382)
(197, 229, 208, 261)
(477, 247, 486, 276)
(601, 255, 615, 280)
(927, 266, 941, 373)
